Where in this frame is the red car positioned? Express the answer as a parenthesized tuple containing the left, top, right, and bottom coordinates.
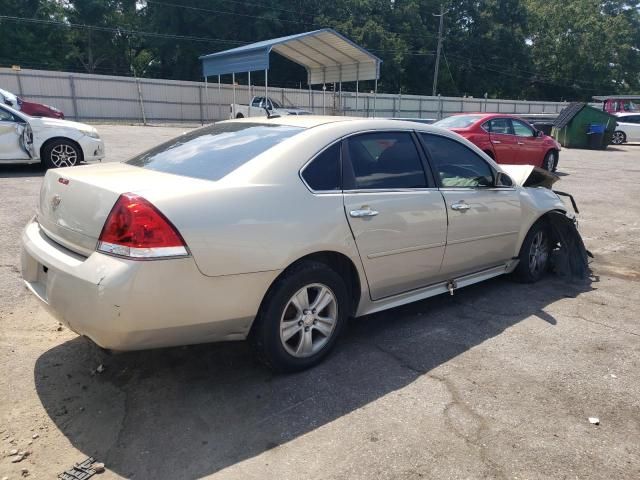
(432, 113, 560, 171)
(0, 87, 64, 119)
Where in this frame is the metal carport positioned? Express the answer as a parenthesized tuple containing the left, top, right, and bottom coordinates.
(199, 28, 382, 117)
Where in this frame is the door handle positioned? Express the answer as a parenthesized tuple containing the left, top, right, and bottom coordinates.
(349, 208, 379, 218)
(450, 202, 470, 211)
(493, 140, 501, 144)
(517, 142, 524, 145)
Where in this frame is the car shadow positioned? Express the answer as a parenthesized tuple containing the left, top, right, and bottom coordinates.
(0, 164, 45, 178)
(34, 274, 594, 479)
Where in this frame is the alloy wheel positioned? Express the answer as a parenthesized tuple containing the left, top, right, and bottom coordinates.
(279, 283, 338, 358)
(544, 152, 555, 171)
(611, 131, 625, 145)
(50, 144, 78, 167)
(528, 230, 549, 277)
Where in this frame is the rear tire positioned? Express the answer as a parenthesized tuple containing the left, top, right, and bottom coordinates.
(249, 261, 349, 372)
(42, 139, 81, 169)
(514, 220, 551, 283)
(611, 131, 626, 145)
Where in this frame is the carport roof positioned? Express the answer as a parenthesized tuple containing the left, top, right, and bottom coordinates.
(199, 28, 381, 85)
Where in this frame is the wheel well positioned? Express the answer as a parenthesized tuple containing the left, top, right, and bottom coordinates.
(40, 137, 84, 164)
(528, 209, 565, 244)
(545, 148, 559, 157)
(276, 252, 362, 317)
(235, 113, 244, 118)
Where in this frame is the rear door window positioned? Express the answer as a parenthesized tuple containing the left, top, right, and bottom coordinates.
(126, 123, 304, 181)
(488, 118, 514, 135)
(344, 132, 427, 189)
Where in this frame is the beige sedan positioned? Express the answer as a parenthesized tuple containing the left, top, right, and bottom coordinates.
(21, 116, 586, 371)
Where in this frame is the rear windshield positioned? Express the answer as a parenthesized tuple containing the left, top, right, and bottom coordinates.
(126, 122, 304, 181)
(433, 115, 484, 129)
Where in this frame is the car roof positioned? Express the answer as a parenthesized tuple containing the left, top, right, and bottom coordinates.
(444, 113, 525, 120)
(218, 115, 466, 134)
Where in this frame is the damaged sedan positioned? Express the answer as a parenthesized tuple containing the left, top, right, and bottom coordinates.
(0, 103, 103, 169)
(21, 117, 588, 371)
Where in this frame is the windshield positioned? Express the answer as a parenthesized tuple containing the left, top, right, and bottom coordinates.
(433, 115, 484, 129)
(126, 122, 304, 181)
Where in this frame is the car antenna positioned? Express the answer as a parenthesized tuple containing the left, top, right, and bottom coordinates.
(263, 106, 280, 119)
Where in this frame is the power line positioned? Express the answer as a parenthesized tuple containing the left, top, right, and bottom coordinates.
(147, 0, 317, 18)
(143, 0, 442, 42)
(0, 15, 245, 45)
(445, 52, 606, 92)
(445, 51, 607, 91)
(144, 0, 317, 27)
(0, 14, 437, 57)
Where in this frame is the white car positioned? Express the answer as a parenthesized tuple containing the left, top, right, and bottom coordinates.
(0, 103, 104, 168)
(612, 113, 640, 144)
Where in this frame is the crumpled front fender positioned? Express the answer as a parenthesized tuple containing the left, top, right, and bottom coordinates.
(547, 211, 591, 281)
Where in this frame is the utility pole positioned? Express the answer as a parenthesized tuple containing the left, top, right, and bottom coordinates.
(432, 4, 446, 96)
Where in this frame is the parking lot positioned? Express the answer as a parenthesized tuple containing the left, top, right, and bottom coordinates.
(1, 125, 639, 479)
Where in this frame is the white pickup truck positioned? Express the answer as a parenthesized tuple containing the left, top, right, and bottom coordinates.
(230, 96, 312, 118)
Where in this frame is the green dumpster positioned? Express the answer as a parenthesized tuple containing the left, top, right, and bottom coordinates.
(551, 103, 618, 149)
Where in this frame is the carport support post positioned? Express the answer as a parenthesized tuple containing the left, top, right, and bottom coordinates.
(322, 85, 326, 115)
(355, 65, 359, 116)
(338, 66, 343, 115)
(232, 73, 236, 118)
(322, 69, 326, 115)
(264, 69, 268, 106)
(248, 71, 251, 118)
(199, 84, 203, 125)
(217, 75, 221, 121)
(204, 76, 208, 122)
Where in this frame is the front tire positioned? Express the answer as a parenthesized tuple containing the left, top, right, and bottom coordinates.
(514, 221, 551, 283)
(250, 261, 349, 372)
(42, 139, 81, 169)
(543, 150, 557, 172)
(611, 131, 626, 145)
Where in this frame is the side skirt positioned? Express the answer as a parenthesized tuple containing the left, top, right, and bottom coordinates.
(357, 262, 516, 317)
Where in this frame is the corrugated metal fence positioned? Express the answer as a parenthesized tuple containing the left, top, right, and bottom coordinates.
(1, 67, 569, 124)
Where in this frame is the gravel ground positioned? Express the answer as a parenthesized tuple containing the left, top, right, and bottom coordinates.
(0, 125, 638, 480)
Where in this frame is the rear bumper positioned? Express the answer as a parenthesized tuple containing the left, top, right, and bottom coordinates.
(21, 219, 279, 350)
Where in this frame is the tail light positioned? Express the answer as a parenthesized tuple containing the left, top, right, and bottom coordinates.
(97, 193, 188, 259)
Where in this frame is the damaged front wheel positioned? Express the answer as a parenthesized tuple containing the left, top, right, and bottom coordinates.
(514, 221, 550, 283)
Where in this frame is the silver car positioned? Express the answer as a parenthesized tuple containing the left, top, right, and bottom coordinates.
(21, 117, 585, 371)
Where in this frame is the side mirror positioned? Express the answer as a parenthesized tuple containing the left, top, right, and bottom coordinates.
(495, 172, 514, 187)
(536, 130, 544, 138)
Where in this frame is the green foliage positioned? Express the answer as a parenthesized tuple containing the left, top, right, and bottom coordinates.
(0, 0, 638, 100)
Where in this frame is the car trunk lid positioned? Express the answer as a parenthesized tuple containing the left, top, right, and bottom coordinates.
(36, 163, 210, 256)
